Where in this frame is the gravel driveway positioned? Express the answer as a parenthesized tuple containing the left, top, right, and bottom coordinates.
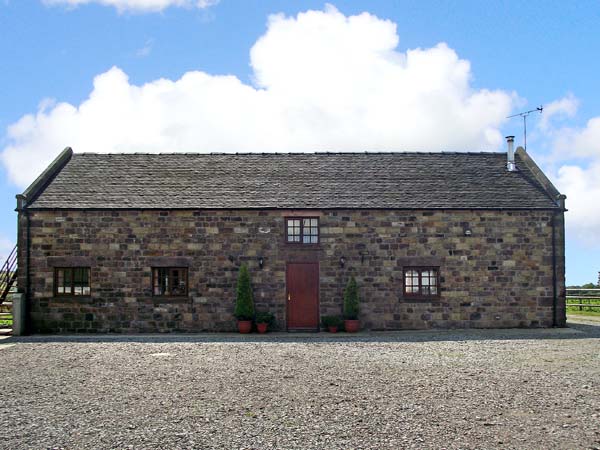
(1, 322, 599, 449)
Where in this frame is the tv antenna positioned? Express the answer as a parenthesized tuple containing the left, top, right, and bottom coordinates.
(507, 106, 543, 150)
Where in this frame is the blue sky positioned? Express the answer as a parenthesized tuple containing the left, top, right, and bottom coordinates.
(1, 0, 599, 285)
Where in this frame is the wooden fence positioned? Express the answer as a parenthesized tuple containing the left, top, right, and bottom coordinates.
(566, 288, 600, 312)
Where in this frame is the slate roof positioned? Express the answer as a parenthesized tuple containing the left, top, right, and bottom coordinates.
(27, 152, 560, 210)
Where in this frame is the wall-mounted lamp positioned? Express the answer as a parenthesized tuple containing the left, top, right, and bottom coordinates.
(339, 256, 346, 268)
(258, 256, 264, 269)
(360, 251, 370, 264)
(464, 229, 472, 237)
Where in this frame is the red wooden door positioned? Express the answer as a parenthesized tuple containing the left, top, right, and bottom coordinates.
(286, 262, 319, 330)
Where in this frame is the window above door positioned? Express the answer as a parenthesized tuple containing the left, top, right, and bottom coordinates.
(285, 217, 319, 244)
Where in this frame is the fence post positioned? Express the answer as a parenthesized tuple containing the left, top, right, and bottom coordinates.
(11, 293, 26, 336)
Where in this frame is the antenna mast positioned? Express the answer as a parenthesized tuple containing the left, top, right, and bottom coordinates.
(507, 106, 543, 150)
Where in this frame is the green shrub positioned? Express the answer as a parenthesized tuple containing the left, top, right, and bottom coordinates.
(343, 276, 359, 320)
(321, 315, 342, 328)
(255, 311, 275, 327)
(234, 264, 255, 320)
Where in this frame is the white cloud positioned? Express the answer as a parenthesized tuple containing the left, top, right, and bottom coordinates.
(1, 6, 515, 189)
(42, 0, 219, 13)
(136, 38, 154, 57)
(540, 93, 578, 130)
(552, 116, 600, 160)
(544, 102, 600, 247)
(534, 94, 600, 247)
(555, 161, 600, 246)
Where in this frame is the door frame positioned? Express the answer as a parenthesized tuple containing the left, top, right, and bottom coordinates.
(285, 261, 320, 332)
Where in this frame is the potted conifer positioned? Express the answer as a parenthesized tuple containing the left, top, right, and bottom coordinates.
(343, 276, 360, 332)
(234, 264, 255, 333)
(255, 312, 275, 334)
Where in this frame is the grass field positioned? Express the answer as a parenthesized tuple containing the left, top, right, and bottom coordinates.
(566, 297, 600, 317)
(0, 270, 17, 328)
(0, 271, 17, 294)
(0, 314, 12, 327)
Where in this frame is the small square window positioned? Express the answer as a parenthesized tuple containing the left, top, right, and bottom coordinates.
(403, 267, 440, 298)
(55, 267, 91, 297)
(152, 267, 188, 296)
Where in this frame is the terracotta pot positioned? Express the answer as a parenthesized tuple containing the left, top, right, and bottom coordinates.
(256, 322, 268, 334)
(327, 326, 338, 333)
(344, 319, 359, 333)
(237, 320, 252, 334)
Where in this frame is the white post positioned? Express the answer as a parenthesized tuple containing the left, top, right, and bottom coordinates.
(11, 293, 26, 336)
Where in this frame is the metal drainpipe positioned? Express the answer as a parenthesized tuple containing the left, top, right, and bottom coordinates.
(25, 208, 31, 335)
(551, 212, 557, 327)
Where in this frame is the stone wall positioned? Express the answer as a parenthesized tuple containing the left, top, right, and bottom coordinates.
(18, 208, 566, 333)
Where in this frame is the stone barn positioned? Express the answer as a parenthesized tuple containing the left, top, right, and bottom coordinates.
(12, 139, 566, 333)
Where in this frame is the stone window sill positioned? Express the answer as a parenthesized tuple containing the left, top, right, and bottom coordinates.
(150, 296, 191, 304)
(52, 296, 93, 304)
(400, 296, 443, 303)
(283, 244, 323, 251)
